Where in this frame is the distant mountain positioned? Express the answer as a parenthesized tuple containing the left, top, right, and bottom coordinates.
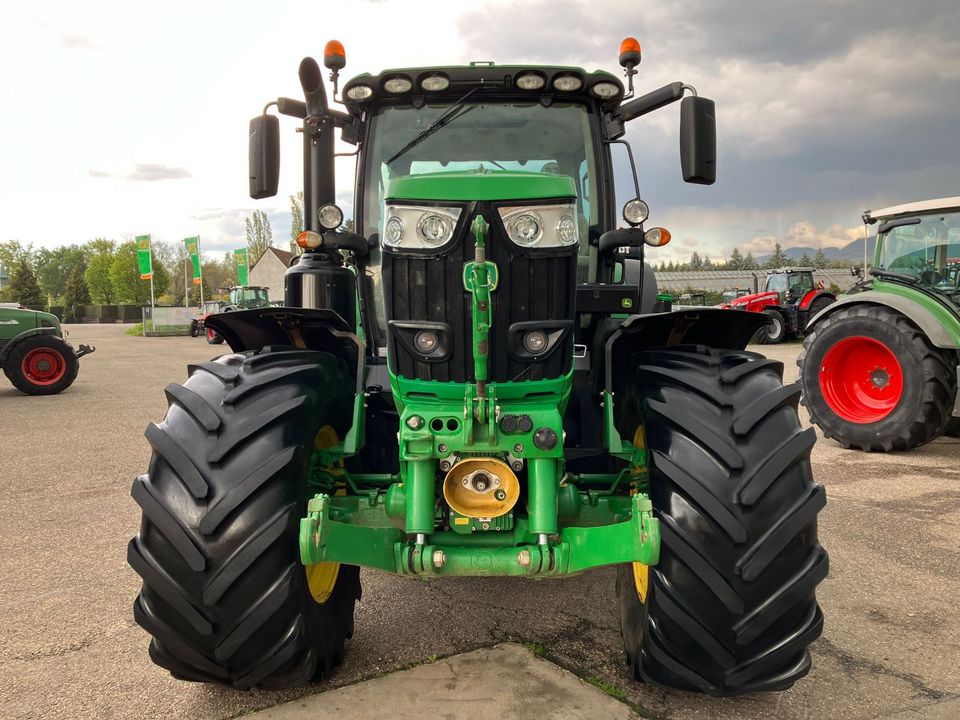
(755, 236, 877, 264)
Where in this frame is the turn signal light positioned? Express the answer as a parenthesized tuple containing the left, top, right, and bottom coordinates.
(324, 40, 346, 71)
(296, 230, 323, 249)
(619, 37, 642, 68)
(644, 227, 671, 247)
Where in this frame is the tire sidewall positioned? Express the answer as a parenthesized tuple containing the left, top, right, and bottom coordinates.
(6, 335, 79, 395)
(802, 314, 927, 446)
(755, 310, 785, 344)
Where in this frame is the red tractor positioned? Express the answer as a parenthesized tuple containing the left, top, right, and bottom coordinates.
(723, 268, 835, 344)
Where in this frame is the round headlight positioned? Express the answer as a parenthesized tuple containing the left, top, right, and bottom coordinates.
(384, 76, 413, 93)
(318, 203, 343, 230)
(416, 213, 453, 247)
(556, 215, 578, 245)
(516, 73, 546, 90)
(345, 85, 373, 101)
(420, 74, 450, 92)
(508, 213, 542, 246)
(591, 81, 620, 99)
(623, 199, 649, 226)
(552, 75, 583, 92)
(523, 330, 549, 355)
(414, 331, 439, 354)
(384, 216, 404, 246)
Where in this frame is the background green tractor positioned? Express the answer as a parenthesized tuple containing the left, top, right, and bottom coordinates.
(193, 285, 272, 344)
(799, 197, 960, 451)
(128, 38, 827, 696)
(0, 306, 94, 395)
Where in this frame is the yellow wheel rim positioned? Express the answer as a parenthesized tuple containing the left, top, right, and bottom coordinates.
(630, 426, 649, 602)
(306, 562, 341, 604)
(632, 562, 649, 603)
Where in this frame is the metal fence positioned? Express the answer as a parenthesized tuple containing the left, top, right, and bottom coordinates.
(141, 306, 200, 336)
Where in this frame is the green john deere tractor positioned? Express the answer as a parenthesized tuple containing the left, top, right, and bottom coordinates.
(0, 306, 94, 395)
(128, 39, 827, 695)
(799, 196, 960, 451)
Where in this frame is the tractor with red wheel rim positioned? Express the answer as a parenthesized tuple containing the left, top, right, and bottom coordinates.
(723, 267, 836, 344)
(190, 286, 271, 344)
(0, 306, 95, 395)
(799, 196, 960, 451)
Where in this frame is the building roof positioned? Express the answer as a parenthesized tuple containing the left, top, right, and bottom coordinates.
(865, 196, 960, 222)
(251, 246, 294, 269)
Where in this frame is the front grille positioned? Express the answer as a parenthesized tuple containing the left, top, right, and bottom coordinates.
(383, 202, 577, 383)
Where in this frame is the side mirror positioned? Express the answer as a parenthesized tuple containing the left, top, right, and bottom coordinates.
(248, 114, 280, 199)
(680, 96, 716, 185)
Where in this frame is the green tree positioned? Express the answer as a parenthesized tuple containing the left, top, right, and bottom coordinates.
(35, 245, 86, 301)
(8, 256, 44, 306)
(766, 243, 788, 269)
(245, 209, 273, 264)
(727, 247, 745, 270)
(743, 252, 759, 270)
(689, 251, 704, 270)
(290, 192, 304, 240)
(0, 240, 32, 272)
(109, 240, 170, 304)
(84, 238, 117, 303)
(798, 253, 814, 268)
(62, 264, 91, 321)
(814, 248, 828, 269)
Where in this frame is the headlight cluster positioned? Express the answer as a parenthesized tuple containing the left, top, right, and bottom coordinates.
(382, 205, 462, 249)
(498, 204, 579, 248)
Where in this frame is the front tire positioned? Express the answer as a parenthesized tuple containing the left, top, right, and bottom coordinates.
(753, 309, 786, 345)
(128, 348, 360, 689)
(5, 334, 79, 395)
(206, 327, 223, 345)
(799, 305, 955, 451)
(618, 347, 827, 696)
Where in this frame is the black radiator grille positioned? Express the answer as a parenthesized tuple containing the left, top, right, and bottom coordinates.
(383, 203, 577, 383)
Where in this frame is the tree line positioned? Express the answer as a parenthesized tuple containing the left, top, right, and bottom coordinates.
(0, 201, 299, 316)
(656, 243, 855, 272)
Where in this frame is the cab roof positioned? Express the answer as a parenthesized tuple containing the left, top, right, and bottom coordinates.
(864, 196, 960, 223)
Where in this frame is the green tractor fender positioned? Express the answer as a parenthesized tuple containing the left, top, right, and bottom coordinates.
(807, 289, 960, 349)
(0, 327, 58, 366)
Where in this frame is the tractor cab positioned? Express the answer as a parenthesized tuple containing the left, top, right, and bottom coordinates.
(765, 267, 816, 304)
(228, 285, 270, 309)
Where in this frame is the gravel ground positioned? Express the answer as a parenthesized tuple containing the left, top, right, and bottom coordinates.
(1, 324, 958, 719)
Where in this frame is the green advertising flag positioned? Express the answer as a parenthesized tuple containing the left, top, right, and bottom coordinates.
(184, 236, 202, 284)
(235, 248, 249, 286)
(136, 235, 153, 279)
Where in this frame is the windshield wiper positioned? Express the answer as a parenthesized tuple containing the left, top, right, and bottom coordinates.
(869, 268, 919, 284)
(386, 88, 480, 165)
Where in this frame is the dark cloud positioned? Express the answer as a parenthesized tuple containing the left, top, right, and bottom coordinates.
(458, 0, 960, 255)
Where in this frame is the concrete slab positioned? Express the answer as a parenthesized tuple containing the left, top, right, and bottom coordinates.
(246, 644, 636, 720)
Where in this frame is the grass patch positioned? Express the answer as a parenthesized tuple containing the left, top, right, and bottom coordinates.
(125, 321, 193, 337)
(523, 641, 547, 658)
(125, 323, 144, 336)
(585, 676, 630, 703)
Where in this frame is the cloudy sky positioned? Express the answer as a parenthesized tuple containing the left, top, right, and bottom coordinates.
(2, 0, 959, 264)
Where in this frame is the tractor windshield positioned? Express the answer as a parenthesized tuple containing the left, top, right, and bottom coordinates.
(358, 100, 600, 340)
(877, 210, 960, 305)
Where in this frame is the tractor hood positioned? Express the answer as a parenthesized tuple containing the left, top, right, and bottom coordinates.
(724, 290, 778, 311)
(385, 170, 576, 203)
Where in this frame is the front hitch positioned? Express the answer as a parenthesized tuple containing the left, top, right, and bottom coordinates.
(75, 344, 95, 360)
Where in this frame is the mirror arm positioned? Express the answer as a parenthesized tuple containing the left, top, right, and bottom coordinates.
(619, 81, 690, 122)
